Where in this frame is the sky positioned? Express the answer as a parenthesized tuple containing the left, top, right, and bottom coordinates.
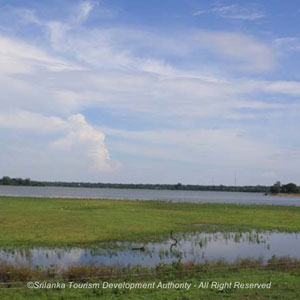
(0, 0, 300, 185)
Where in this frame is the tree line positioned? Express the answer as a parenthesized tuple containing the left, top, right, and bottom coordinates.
(0, 176, 44, 186)
(1, 176, 299, 194)
(270, 181, 300, 194)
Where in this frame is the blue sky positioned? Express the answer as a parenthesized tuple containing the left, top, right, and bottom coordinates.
(0, 0, 299, 185)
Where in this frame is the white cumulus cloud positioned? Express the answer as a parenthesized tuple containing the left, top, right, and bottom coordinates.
(0, 111, 113, 172)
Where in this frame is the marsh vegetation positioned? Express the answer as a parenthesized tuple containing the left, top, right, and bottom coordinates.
(1, 196, 300, 299)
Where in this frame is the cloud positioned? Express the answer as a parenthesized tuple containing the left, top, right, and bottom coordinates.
(273, 37, 300, 52)
(15, 3, 272, 75)
(194, 4, 264, 21)
(0, 111, 113, 172)
(75, 1, 94, 23)
(0, 35, 82, 73)
(52, 114, 112, 171)
(197, 32, 275, 72)
(101, 127, 277, 169)
(263, 81, 300, 97)
(0, 110, 66, 133)
(100, 126, 300, 185)
(193, 10, 206, 16)
(0, 30, 286, 122)
(213, 4, 264, 20)
(0, 0, 298, 183)
(0, 3, 280, 119)
(0, 33, 285, 121)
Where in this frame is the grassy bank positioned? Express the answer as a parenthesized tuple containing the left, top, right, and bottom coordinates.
(1, 258, 300, 299)
(1, 196, 300, 247)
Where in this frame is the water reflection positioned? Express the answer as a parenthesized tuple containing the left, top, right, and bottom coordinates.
(1, 230, 299, 268)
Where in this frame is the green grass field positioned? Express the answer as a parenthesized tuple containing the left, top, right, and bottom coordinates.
(1, 196, 300, 299)
(1, 196, 300, 246)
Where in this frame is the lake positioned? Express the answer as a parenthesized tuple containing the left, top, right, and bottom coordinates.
(1, 231, 299, 268)
(1, 185, 300, 206)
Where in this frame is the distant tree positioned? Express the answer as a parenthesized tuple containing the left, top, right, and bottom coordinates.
(270, 181, 281, 194)
(1, 176, 11, 185)
(281, 183, 298, 194)
(0, 175, 274, 193)
(24, 178, 31, 186)
(174, 183, 182, 190)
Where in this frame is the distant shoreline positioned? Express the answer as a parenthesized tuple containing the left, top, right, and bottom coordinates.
(271, 193, 300, 197)
(0, 176, 271, 193)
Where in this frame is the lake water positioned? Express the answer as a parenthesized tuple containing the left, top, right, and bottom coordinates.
(1, 231, 299, 268)
(1, 185, 300, 206)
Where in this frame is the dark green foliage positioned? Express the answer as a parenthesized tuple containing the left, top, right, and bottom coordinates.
(270, 181, 300, 194)
(0, 176, 44, 186)
(1, 176, 299, 194)
(270, 181, 281, 194)
(281, 183, 299, 194)
(0, 176, 271, 193)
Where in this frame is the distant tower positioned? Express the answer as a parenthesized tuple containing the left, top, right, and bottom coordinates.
(234, 172, 237, 186)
